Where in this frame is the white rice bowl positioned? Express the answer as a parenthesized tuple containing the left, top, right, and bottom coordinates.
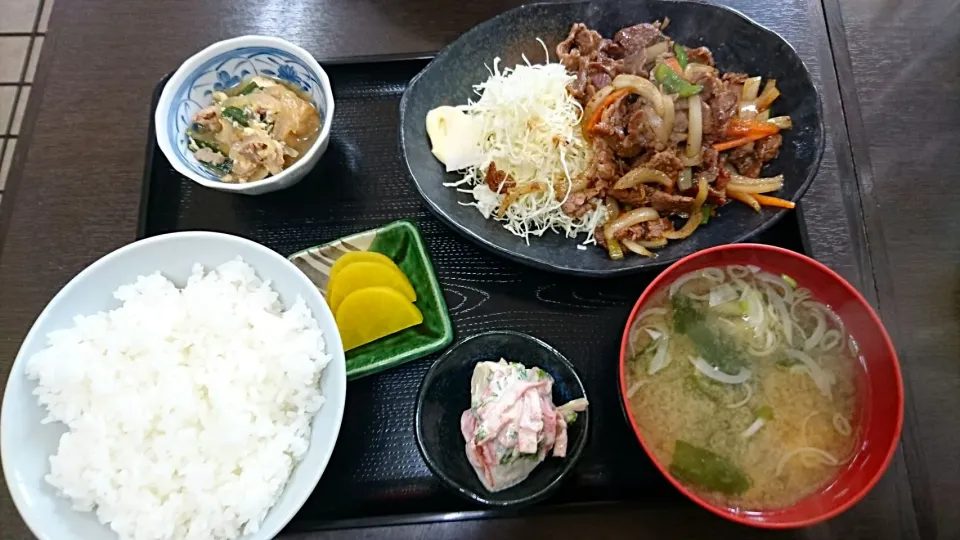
(1, 232, 347, 540)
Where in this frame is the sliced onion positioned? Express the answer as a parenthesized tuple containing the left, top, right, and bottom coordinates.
(679, 151, 701, 167)
(740, 418, 766, 438)
(727, 265, 751, 278)
(804, 307, 827, 351)
(785, 349, 836, 399)
(833, 413, 852, 436)
(758, 282, 792, 346)
(669, 269, 707, 297)
(756, 80, 780, 110)
(820, 329, 842, 351)
(640, 238, 668, 248)
(644, 328, 663, 340)
(776, 447, 839, 476)
(582, 85, 617, 135)
(637, 307, 667, 320)
(690, 356, 752, 384)
(612, 74, 664, 115)
(709, 283, 738, 306)
(626, 380, 646, 398)
(603, 207, 660, 241)
(741, 76, 762, 102)
(663, 177, 707, 240)
(614, 167, 674, 190)
(741, 287, 765, 329)
(686, 94, 702, 158)
(657, 94, 675, 145)
(726, 174, 784, 194)
(604, 196, 621, 220)
(726, 383, 753, 409)
(767, 115, 793, 129)
(678, 167, 693, 191)
(622, 239, 656, 258)
(648, 336, 671, 375)
(703, 267, 725, 283)
(643, 41, 669, 62)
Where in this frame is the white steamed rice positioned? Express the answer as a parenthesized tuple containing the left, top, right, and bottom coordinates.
(25, 258, 331, 540)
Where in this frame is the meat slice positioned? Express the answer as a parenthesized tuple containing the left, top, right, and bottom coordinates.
(648, 188, 694, 215)
(561, 189, 599, 219)
(722, 72, 750, 85)
(557, 23, 603, 70)
(194, 147, 225, 165)
(691, 74, 738, 139)
(608, 187, 648, 208)
(586, 139, 620, 182)
(614, 23, 666, 55)
(755, 133, 783, 163)
(728, 144, 762, 178)
(485, 162, 515, 192)
(608, 186, 693, 216)
(685, 46, 714, 67)
(615, 217, 674, 241)
(695, 146, 720, 184)
(644, 151, 685, 181)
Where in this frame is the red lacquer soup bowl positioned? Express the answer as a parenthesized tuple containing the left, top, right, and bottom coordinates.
(618, 244, 903, 528)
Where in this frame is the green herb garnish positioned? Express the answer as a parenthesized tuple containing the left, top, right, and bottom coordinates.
(672, 295, 745, 375)
(236, 81, 260, 95)
(673, 43, 689, 70)
(669, 440, 751, 495)
(221, 106, 249, 126)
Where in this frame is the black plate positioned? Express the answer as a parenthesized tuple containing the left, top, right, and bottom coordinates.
(415, 331, 590, 507)
(399, 0, 825, 277)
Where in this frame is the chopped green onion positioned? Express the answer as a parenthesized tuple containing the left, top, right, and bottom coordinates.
(654, 63, 703, 97)
(738, 299, 749, 314)
(236, 81, 260, 95)
(673, 43, 688, 70)
(189, 137, 223, 154)
(221, 106, 249, 126)
(701, 203, 713, 225)
(782, 274, 798, 288)
(607, 237, 624, 260)
(199, 158, 232, 176)
(757, 405, 775, 420)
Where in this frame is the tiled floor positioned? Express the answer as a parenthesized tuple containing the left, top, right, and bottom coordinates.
(0, 0, 53, 206)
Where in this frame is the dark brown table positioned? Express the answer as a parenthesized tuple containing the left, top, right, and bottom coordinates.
(0, 0, 955, 538)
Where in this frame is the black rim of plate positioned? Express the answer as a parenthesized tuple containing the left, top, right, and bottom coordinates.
(413, 330, 590, 507)
(398, 0, 826, 277)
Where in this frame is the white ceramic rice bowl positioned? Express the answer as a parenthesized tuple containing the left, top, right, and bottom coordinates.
(0, 231, 347, 540)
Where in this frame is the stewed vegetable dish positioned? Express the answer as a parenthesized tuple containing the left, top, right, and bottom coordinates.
(187, 76, 322, 183)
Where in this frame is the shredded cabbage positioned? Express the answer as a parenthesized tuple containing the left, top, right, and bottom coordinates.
(444, 41, 604, 244)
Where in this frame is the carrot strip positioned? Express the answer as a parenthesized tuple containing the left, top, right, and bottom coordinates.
(664, 57, 684, 76)
(728, 191, 761, 212)
(586, 88, 631, 135)
(752, 193, 796, 209)
(725, 118, 780, 138)
(713, 133, 768, 151)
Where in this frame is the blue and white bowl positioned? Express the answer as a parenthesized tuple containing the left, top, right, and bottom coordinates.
(155, 36, 335, 195)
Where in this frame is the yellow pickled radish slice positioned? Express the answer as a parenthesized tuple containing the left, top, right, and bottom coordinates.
(327, 261, 417, 313)
(335, 286, 424, 351)
(328, 251, 398, 284)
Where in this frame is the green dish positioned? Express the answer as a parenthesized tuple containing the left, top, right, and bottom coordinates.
(289, 220, 453, 380)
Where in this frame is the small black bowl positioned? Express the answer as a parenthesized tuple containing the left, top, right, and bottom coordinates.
(414, 330, 590, 507)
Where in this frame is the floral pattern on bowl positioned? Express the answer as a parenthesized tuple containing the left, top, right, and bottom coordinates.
(164, 46, 329, 182)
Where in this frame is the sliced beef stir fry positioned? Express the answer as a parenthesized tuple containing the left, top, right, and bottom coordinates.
(555, 20, 793, 259)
